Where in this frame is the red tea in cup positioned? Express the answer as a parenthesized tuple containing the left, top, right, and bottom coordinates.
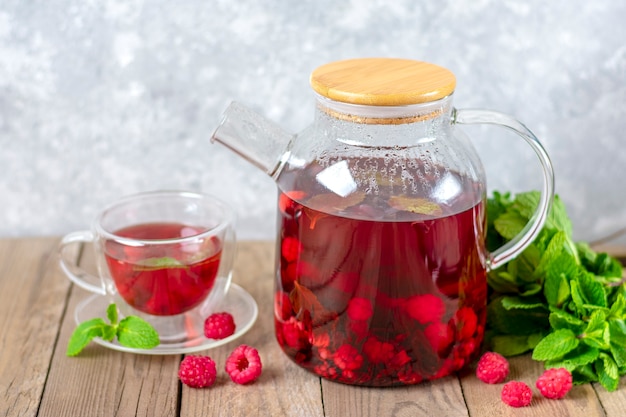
(104, 222, 223, 316)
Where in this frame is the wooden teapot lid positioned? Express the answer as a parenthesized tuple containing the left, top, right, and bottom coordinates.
(310, 58, 456, 106)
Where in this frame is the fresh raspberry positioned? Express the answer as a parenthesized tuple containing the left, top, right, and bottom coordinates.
(225, 344, 263, 384)
(536, 367, 573, 399)
(424, 321, 455, 357)
(458, 338, 478, 359)
(363, 336, 395, 364)
(281, 236, 302, 263)
(203, 312, 236, 340)
(333, 344, 364, 371)
(347, 297, 373, 321)
(388, 349, 411, 369)
(501, 381, 532, 407)
(178, 355, 217, 388)
(455, 306, 478, 340)
(280, 316, 311, 350)
(476, 351, 509, 384)
(404, 294, 445, 324)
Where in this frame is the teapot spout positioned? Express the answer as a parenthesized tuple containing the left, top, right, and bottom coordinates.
(211, 101, 294, 179)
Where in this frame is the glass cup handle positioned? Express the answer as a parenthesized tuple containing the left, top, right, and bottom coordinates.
(201, 228, 237, 315)
(58, 230, 107, 295)
(453, 108, 555, 270)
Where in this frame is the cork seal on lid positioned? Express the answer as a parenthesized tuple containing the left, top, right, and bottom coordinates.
(310, 58, 456, 106)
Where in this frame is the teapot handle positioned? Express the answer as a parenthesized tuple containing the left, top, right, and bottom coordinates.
(453, 109, 555, 270)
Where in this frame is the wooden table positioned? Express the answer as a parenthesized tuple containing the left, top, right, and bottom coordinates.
(1, 237, 626, 417)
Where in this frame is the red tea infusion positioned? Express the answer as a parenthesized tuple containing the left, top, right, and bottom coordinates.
(105, 222, 222, 316)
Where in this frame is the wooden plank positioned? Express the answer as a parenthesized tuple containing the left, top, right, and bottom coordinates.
(593, 378, 626, 417)
(38, 243, 180, 417)
(460, 354, 606, 416)
(0, 237, 72, 417)
(6, 238, 624, 416)
(322, 375, 469, 417)
(180, 241, 324, 417)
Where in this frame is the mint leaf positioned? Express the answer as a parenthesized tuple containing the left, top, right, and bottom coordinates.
(573, 364, 599, 384)
(487, 246, 543, 294)
(576, 242, 598, 270)
(581, 310, 610, 350)
(513, 192, 571, 236)
(608, 293, 626, 320)
(534, 231, 570, 279)
(543, 256, 573, 307)
(116, 316, 160, 349)
(516, 245, 543, 281)
(486, 190, 625, 391)
(491, 333, 545, 357)
(532, 329, 579, 361)
(577, 270, 608, 308)
(135, 256, 187, 270)
(591, 252, 623, 278)
(486, 191, 513, 251)
(494, 211, 527, 241)
(545, 195, 573, 237)
(527, 332, 544, 349)
(487, 270, 521, 294)
(509, 191, 539, 222)
(67, 303, 159, 356)
(487, 191, 513, 219)
(66, 318, 110, 357)
(609, 320, 626, 367)
(491, 335, 530, 356)
(107, 303, 118, 325)
(519, 283, 543, 297)
(569, 280, 586, 314)
(546, 344, 600, 371)
(101, 325, 117, 342)
(487, 296, 549, 336)
(595, 353, 620, 392)
(501, 295, 546, 310)
(548, 309, 585, 334)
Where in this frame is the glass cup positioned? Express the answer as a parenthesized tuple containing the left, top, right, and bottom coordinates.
(58, 190, 236, 342)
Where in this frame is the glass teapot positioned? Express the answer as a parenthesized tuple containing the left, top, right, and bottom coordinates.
(211, 58, 554, 386)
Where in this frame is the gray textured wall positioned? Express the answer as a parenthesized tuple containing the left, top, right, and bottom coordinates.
(1, 0, 625, 244)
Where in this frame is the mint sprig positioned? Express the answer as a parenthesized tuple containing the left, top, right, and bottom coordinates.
(134, 256, 188, 271)
(486, 191, 626, 391)
(67, 303, 160, 356)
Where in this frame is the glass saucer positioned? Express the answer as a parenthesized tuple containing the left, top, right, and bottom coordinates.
(74, 283, 258, 355)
